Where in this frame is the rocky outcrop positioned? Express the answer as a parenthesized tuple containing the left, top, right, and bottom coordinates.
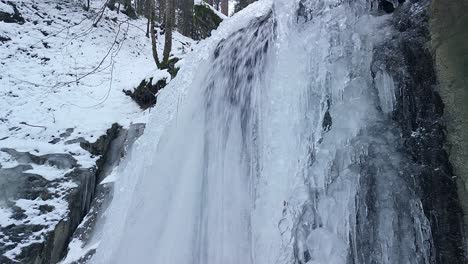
(0, 152, 95, 264)
(431, 0, 468, 252)
(0, 123, 145, 264)
(372, 0, 466, 262)
(59, 123, 145, 264)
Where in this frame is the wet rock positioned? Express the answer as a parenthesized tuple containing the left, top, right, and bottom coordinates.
(431, 0, 468, 248)
(372, 0, 465, 262)
(60, 123, 146, 263)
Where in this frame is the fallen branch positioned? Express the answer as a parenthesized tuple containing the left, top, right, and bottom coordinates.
(19, 122, 47, 129)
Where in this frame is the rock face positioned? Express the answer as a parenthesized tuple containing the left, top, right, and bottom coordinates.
(0, 123, 145, 264)
(431, 0, 468, 251)
(0, 151, 95, 264)
(372, 0, 466, 262)
(59, 123, 145, 264)
(192, 3, 223, 40)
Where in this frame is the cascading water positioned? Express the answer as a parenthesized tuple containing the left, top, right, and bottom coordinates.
(91, 0, 440, 263)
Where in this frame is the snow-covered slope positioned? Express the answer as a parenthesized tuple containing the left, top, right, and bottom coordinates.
(0, 0, 193, 262)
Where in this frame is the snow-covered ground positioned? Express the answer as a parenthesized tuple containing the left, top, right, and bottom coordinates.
(0, 0, 194, 261)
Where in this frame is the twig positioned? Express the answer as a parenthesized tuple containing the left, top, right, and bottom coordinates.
(19, 122, 47, 129)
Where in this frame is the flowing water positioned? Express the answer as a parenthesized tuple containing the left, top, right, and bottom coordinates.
(92, 0, 434, 263)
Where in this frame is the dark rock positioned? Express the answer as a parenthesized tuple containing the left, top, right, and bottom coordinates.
(60, 123, 145, 262)
(93, 123, 145, 183)
(60, 128, 74, 138)
(39, 204, 55, 214)
(79, 123, 132, 183)
(65, 137, 87, 145)
(121, 4, 137, 19)
(322, 110, 332, 132)
(0, 1, 24, 24)
(0, 35, 10, 42)
(371, 0, 466, 262)
(11, 206, 27, 220)
(380, 0, 395, 13)
(123, 77, 167, 110)
(49, 138, 61, 144)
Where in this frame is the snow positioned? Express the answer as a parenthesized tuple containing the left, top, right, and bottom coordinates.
(23, 164, 73, 181)
(60, 239, 99, 264)
(0, 0, 193, 160)
(0, 0, 194, 261)
(0, 149, 16, 168)
(0, 2, 14, 14)
(0, 208, 12, 227)
(195, 0, 228, 19)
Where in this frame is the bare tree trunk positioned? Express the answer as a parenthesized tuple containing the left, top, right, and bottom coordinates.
(159, 0, 166, 24)
(137, 0, 145, 15)
(179, 0, 193, 36)
(146, 0, 151, 37)
(221, 0, 228, 15)
(147, 16, 151, 37)
(162, 0, 174, 67)
(150, 0, 161, 68)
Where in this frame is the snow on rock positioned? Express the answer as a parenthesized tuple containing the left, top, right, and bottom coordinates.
(0, 0, 194, 262)
(196, 0, 228, 20)
(0, 2, 14, 15)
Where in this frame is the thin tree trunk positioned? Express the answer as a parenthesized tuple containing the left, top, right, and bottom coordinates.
(162, 0, 174, 67)
(221, 0, 228, 15)
(150, 0, 161, 68)
(180, 0, 193, 36)
(146, 0, 151, 37)
(159, 0, 166, 24)
(147, 16, 151, 37)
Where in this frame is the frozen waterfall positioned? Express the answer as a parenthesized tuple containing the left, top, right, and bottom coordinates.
(91, 0, 435, 263)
